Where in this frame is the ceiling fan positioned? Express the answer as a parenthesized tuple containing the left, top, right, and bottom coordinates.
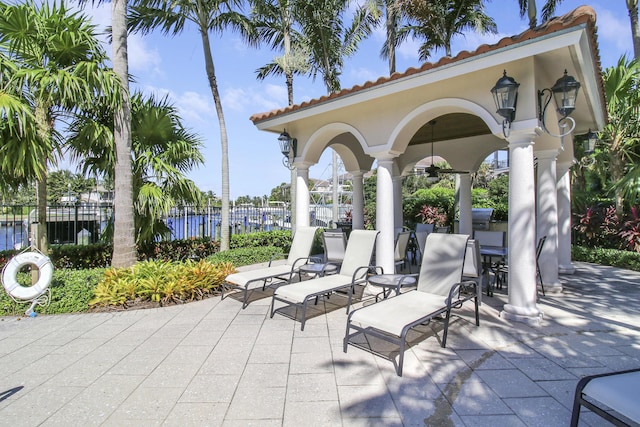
(423, 120, 470, 178)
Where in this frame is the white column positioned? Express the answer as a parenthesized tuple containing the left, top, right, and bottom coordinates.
(458, 174, 473, 236)
(557, 162, 575, 274)
(501, 131, 543, 324)
(376, 157, 396, 273)
(536, 149, 562, 293)
(393, 176, 403, 231)
(351, 171, 365, 230)
(295, 164, 311, 228)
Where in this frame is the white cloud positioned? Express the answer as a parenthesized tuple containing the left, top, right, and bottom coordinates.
(596, 8, 633, 57)
(223, 84, 287, 113)
(127, 34, 163, 76)
(397, 37, 420, 61)
(452, 30, 512, 55)
(349, 66, 380, 82)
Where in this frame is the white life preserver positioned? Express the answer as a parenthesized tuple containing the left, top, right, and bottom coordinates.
(2, 252, 53, 301)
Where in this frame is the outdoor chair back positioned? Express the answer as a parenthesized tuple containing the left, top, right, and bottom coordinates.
(286, 226, 319, 266)
(322, 230, 347, 264)
(417, 233, 469, 296)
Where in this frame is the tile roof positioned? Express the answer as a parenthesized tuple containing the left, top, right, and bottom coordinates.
(250, 6, 602, 125)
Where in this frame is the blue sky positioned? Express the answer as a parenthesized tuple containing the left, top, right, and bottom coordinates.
(77, 1, 632, 200)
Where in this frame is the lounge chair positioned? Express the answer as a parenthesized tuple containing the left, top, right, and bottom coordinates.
(570, 368, 640, 426)
(344, 233, 479, 376)
(270, 229, 379, 330)
(222, 226, 319, 308)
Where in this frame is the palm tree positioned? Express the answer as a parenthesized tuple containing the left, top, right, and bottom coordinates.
(68, 93, 204, 244)
(517, 0, 563, 29)
(251, 0, 310, 229)
(76, 0, 137, 268)
(129, 0, 256, 252)
(396, 0, 496, 60)
(0, 52, 42, 188)
(597, 57, 640, 211)
(110, 0, 137, 267)
(627, 0, 640, 59)
(295, 0, 376, 93)
(0, 0, 120, 254)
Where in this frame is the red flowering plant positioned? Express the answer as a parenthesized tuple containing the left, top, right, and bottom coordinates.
(619, 206, 640, 252)
(416, 205, 447, 226)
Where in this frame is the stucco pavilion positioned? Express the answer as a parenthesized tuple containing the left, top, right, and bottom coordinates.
(250, 6, 606, 325)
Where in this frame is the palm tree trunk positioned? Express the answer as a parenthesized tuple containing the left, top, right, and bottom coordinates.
(628, 0, 640, 59)
(110, 0, 137, 268)
(285, 71, 297, 229)
(386, 4, 397, 74)
(528, 0, 537, 28)
(200, 30, 230, 251)
(33, 103, 48, 254)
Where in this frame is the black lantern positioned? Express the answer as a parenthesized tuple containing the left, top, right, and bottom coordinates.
(538, 70, 582, 139)
(583, 129, 597, 155)
(491, 70, 519, 137)
(278, 130, 297, 169)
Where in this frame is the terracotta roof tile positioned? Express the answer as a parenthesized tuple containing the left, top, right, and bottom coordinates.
(250, 6, 602, 124)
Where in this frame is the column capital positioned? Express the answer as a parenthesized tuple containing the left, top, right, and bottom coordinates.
(506, 128, 539, 147)
(372, 152, 399, 163)
(292, 161, 313, 171)
(535, 149, 560, 161)
(349, 170, 367, 178)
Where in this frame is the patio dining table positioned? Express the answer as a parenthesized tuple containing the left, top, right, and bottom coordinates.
(479, 245, 507, 297)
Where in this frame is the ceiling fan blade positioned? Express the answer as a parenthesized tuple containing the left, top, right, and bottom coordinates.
(438, 168, 470, 174)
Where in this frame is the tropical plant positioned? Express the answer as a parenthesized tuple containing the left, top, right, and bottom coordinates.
(295, 0, 377, 93)
(129, 0, 257, 253)
(597, 57, 640, 211)
(0, 0, 120, 253)
(68, 93, 204, 244)
(396, 0, 496, 59)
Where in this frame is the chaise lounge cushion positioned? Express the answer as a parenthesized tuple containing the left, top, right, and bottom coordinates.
(349, 291, 447, 337)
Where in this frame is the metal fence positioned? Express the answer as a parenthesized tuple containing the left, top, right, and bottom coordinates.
(0, 203, 351, 250)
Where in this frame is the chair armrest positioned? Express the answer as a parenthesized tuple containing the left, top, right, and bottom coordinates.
(447, 280, 478, 305)
(290, 256, 312, 270)
(368, 265, 384, 275)
(352, 266, 374, 283)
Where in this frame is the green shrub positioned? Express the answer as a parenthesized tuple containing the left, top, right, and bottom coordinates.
(572, 245, 640, 271)
(0, 268, 105, 316)
(230, 230, 292, 252)
(207, 245, 283, 267)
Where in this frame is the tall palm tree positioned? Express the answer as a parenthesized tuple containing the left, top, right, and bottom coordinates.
(252, 0, 309, 230)
(0, 0, 120, 254)
(68, 93, 204, 244)
(76, 0, 137, 268)
(110, 0, 137, 267)
(295, 0, 376, 93)
(129, 0, 256, 252)
(396, 0, 496, 60)
(517, 0, 563, 29)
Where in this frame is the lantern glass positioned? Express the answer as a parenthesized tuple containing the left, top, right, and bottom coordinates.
(278, 131, 292, 157)
(491, 71, 519, 122)
(551, 70, 581, 118)
(583, 129, 597, 154)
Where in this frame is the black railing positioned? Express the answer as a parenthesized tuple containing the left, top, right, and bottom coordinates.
(0, 203, 350, 250)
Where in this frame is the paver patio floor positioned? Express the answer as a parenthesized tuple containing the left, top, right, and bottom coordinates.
(0, 262, 638, 426)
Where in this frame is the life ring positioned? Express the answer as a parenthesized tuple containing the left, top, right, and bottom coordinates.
(2, 252, 53, 301)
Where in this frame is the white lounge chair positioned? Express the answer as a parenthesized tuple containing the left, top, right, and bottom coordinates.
(222, 226, 319, 308)
(571, 368, 640, 426)
(270, 230, 379, 330)
(344, 233, 480, 376)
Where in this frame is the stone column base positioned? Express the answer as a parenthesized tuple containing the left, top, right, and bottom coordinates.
(500, 304, 543, 325)
(542, 284, 563, 294)
(559, 263, 576, 274)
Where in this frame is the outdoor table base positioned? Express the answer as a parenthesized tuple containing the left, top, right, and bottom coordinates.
(367, 274, 417, 301)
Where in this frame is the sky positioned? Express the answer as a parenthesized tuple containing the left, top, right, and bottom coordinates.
(70, 1, 634, 200)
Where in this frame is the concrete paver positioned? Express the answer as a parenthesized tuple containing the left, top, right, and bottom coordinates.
(0, 261, 639, 426)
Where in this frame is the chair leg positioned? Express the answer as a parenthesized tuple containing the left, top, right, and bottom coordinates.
(441, 309, 452, 348)
(537, 266, 546, 296)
